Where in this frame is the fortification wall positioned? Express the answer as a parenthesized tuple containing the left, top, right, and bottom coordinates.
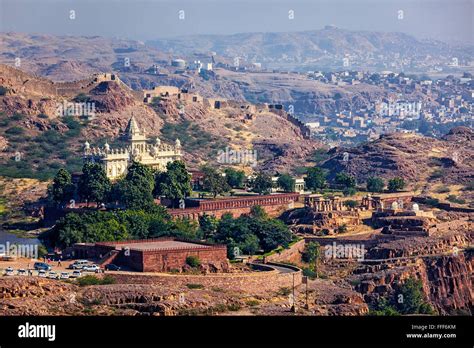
(106, 265, 302, 295)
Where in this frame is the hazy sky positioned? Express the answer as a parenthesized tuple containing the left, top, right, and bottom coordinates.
(0, 0, 472, 44)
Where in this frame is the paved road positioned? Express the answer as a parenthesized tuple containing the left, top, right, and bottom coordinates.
(250, 261, 299, 274)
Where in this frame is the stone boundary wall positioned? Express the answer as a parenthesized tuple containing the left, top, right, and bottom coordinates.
(168, 193, 299, 220)
(106, 264, 302, 295)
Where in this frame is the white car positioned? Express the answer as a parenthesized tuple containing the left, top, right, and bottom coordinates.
(70, 270, 82, 278)
(5, 267, 14, 276)
(69, 260, 89, 270)
(82, 264, 100, 273)
(17, 269, 27, 276)
(60, 272, 70, 279)
(38, 270, 47, 278)
(48, 271, 58, 279)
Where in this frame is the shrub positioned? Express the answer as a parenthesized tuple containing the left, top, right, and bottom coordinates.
(388, 177, 405, 192)
(227, 303, 242, 311)
(5, 126, 24, 135)
(425, 198, 440, 206)
(74, 93, 90, 103)
(246, 299, 260, 307)
(11, 113, 25, 121)
(464, 181, 474, 191)
(302, 242, 320, 264)
(337, 224, 348, 233)
(185, 255, 201, 268)
(302, 267, 317, 279)
(76, 275, 115, 286)
(343, 187, 357, 196)
(186, 283, 204, 289)
(344, 200, 358, 209)
(430, 169, 444, 179)
(435, 186, 450, 193)
(447, 195, 466, 204)
(277, 287, 291, 296)
(367, 177, 385, 193)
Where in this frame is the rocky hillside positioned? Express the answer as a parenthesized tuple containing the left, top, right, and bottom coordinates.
(0, 64, 318, 179)
(0, 32, 456, 117)
(320, 127, 474, 188)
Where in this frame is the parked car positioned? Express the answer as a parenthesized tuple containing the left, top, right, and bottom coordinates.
(70, 270, 82, 278)
(5, 267, 14, 276)
(69, 260, 89, 270)
(105, 264, 121, 271)
(60, 272, 69, 279)
(34, 262, 51, 271)
(82, 264, 100, 273)
(38, 270, 47, 278)
(17, 269, 27, 276)
(48, 271, 58, 279)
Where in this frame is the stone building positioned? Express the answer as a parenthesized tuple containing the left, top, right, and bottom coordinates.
(66, 237, 228, 272)
(83, 116, 182, 180)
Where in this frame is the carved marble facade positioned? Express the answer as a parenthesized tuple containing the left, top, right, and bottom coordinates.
(83, 116, 182, 180)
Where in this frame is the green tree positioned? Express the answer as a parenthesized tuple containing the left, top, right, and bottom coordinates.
(395, 278, 436, 315)
(154, 161, 192, 204)
(344, 200, 358, 209)
(78, 162, 111, 207)
(239, 233, 260, 255)
(198, 214, 219, 239)
(249, 205, 267, 219)
(305, 167, 327, 191)
(49, 168, 75, 206)
(335, 172, 356, 189)
(302, 241, 321, 277)
(201, 166, 230, 198)
(116, 161, 155, 210)
(116, 210, 151, 239)
(343, 187, 357, 197)
(186, 256, 201, 268)
(367, 177, 385, 193)
(213, 206, 291, 256)
(277, 173, 295, 192)
(388, 177, 406, 192)
(302, 241, 320, 264)
(251, 172, 273, 195)
(50, 211, 129, 247)
(224, 168, 246, 188)
(166, 217, 199, 239)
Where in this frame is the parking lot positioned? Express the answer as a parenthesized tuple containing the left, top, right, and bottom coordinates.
(0, 258, 106, 279)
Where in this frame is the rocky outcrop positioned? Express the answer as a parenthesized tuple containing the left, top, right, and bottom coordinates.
(320, 129, 474, 186)
(352, 252, 473, 315)
(281, 207, 361, 234)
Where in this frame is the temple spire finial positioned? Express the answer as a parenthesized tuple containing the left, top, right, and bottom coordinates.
(127, 115, 141, 136)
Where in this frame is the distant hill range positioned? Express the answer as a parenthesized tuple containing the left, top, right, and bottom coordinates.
(147, 26, 473, 68)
